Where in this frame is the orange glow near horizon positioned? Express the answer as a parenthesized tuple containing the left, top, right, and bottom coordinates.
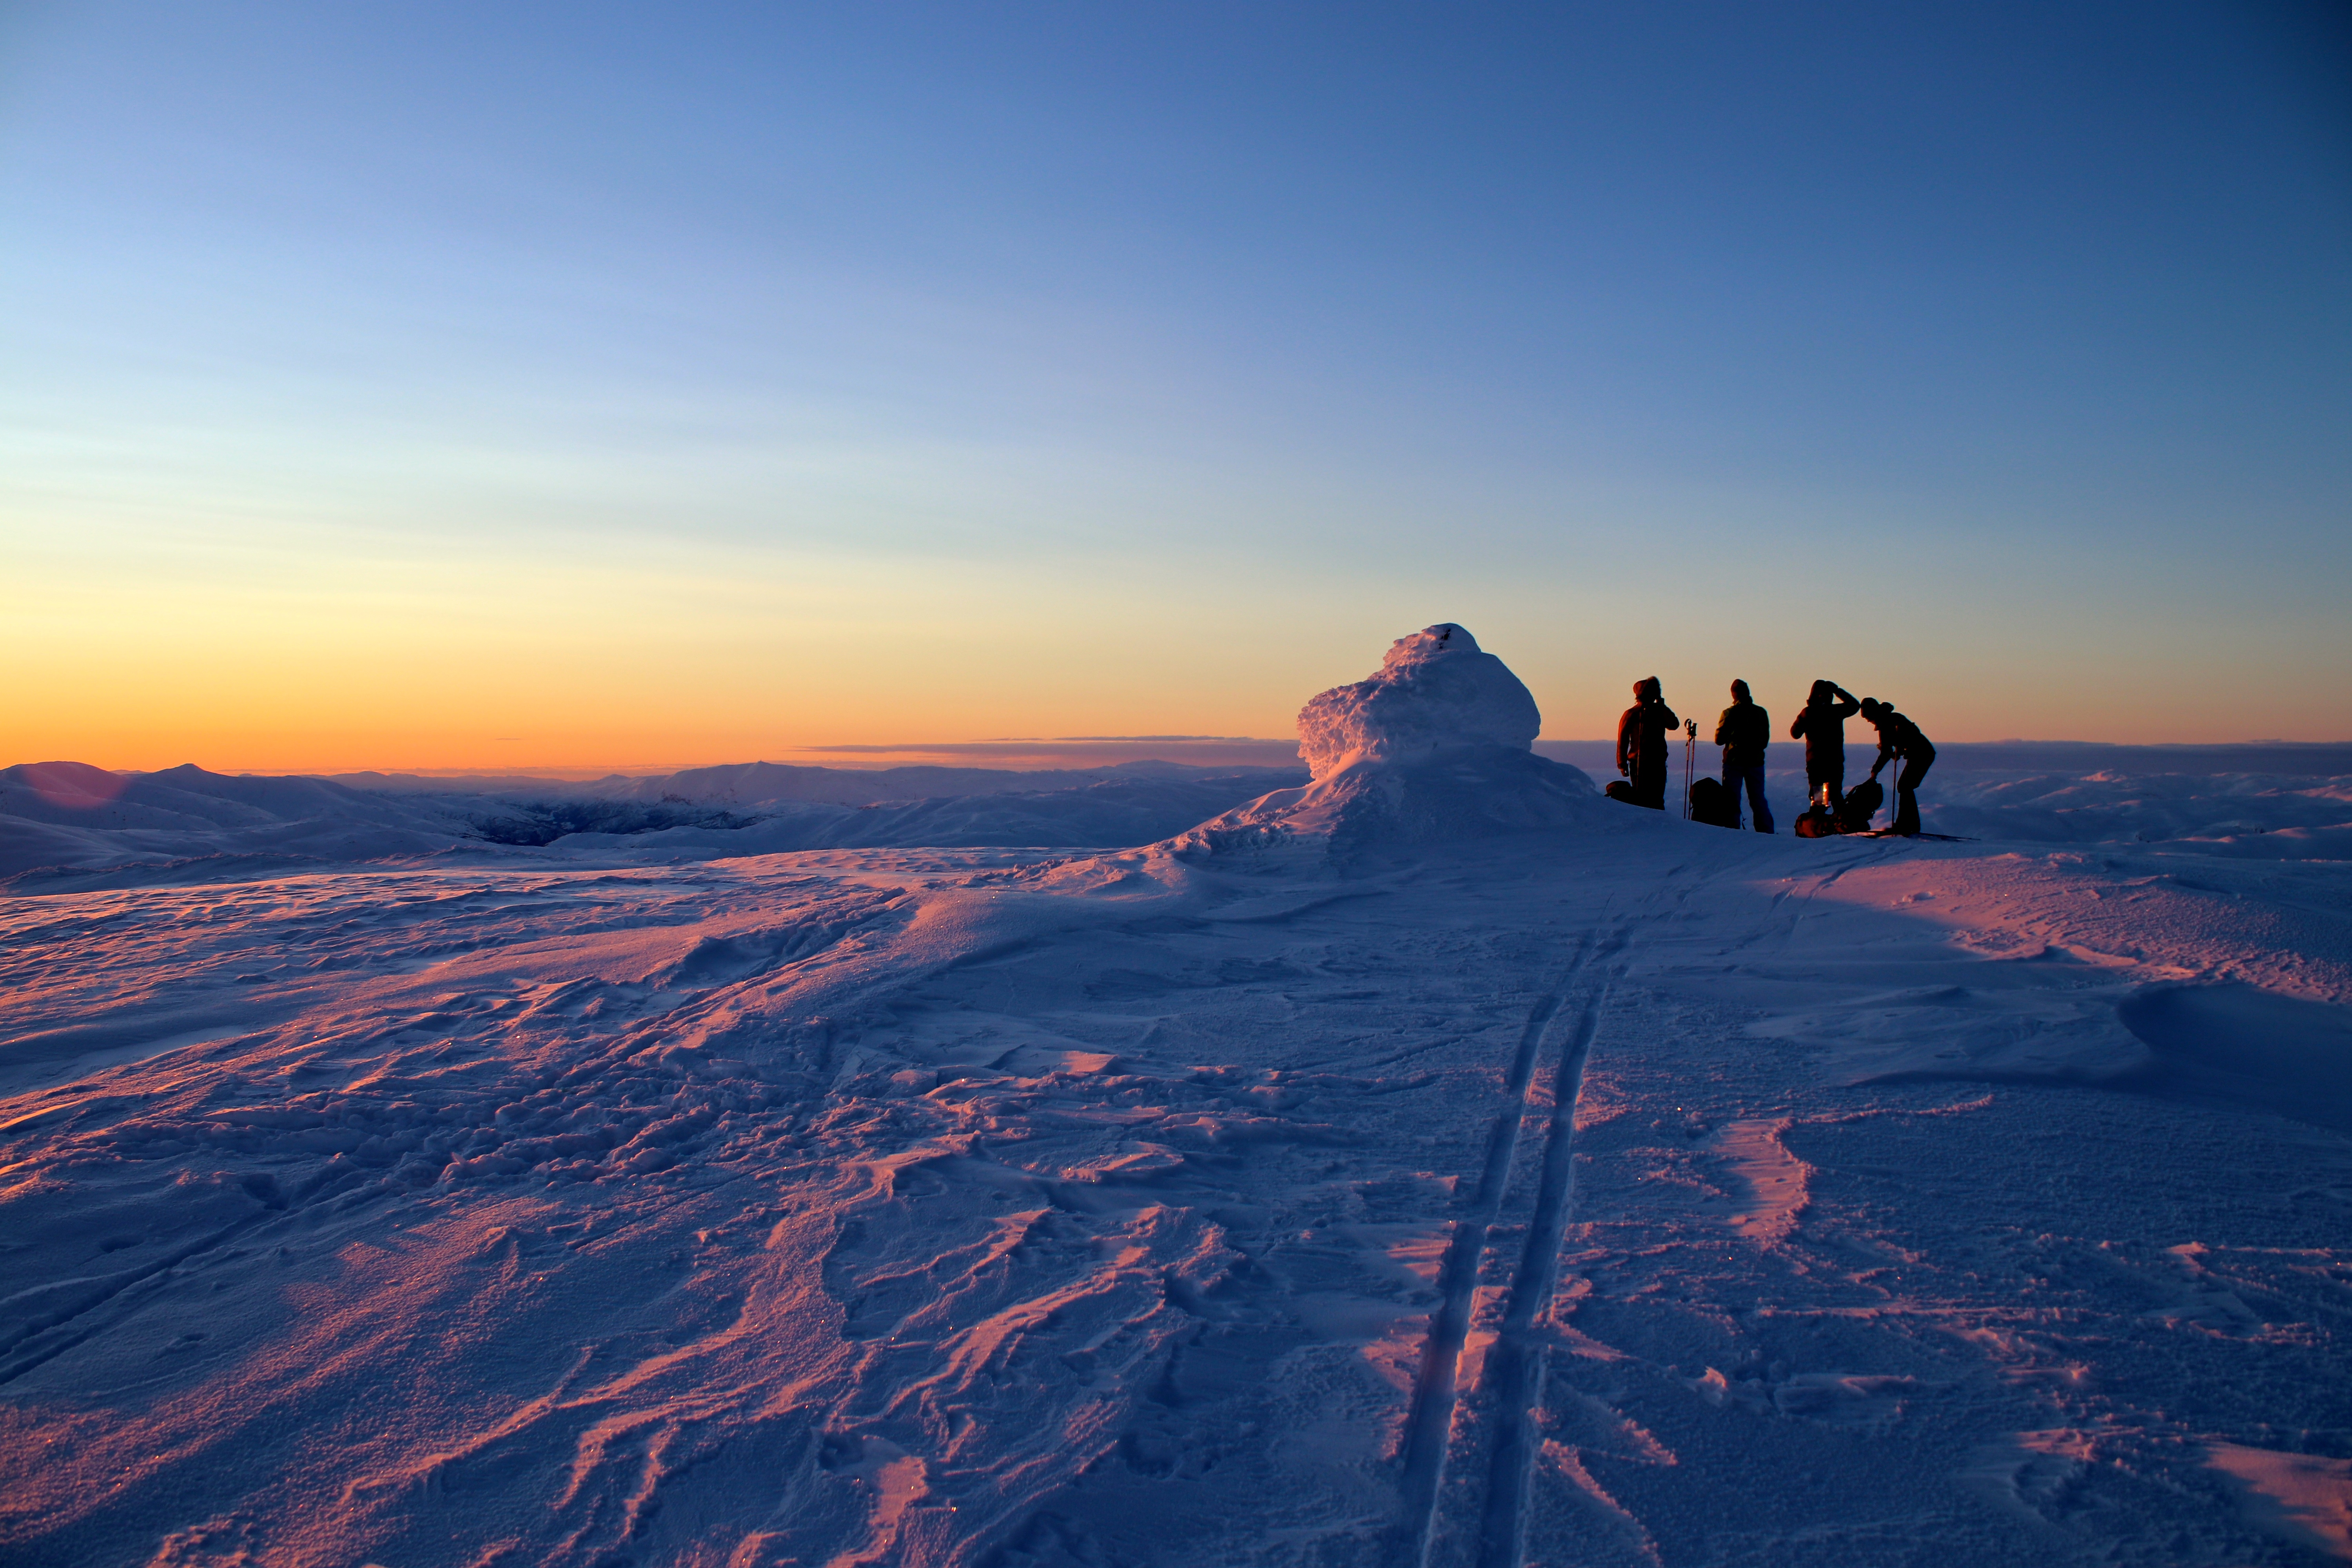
(9, 630, 2343, 780)
(8, 514, 2347, 775)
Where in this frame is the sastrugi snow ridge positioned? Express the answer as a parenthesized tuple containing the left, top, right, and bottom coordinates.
(1179, 624, 1596, 853)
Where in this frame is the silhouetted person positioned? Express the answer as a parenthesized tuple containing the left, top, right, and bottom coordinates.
(1789, 679, 1860, 815)
(1713, 679, 1773, 833)
(1862, 698, 1936, 835)
(1616, 677, 1679, 810)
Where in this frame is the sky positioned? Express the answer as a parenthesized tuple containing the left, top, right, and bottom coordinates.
(4, 1, 2348, 771)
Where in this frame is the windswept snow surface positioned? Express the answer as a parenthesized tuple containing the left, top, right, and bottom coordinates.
(5, 642, 2352, 1566)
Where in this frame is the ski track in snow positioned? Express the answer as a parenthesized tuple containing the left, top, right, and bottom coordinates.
(3, 815, 2351, 1566)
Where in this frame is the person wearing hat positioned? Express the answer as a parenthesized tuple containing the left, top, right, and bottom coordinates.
(1789, 679, 1862, 816)
(1713, 679, 1774, 832)
(1862, 698, 1936, 835)
(1616, 677, 1680, 809)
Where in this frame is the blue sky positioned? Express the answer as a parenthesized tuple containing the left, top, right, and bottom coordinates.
(4, 1, 2348, 768)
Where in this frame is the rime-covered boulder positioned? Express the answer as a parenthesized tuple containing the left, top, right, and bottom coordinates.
(1296, 624, 1542, 777)
(1175, 624, 1595, 856)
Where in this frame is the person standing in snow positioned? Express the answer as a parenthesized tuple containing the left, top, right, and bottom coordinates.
(1788, 679, 1861, 815)
(1862, 698, 1936, 835)
(1617, 677, 1680, 809)
(1713, 679, 1774, 832)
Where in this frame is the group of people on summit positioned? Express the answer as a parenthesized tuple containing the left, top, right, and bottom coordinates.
(1613, 677, 1936, 837)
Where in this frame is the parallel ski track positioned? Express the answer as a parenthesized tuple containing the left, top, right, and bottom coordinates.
(1473, 972, 1613, 1568)
(1397, 924, 1624, 1568)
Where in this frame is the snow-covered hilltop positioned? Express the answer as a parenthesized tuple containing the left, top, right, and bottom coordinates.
(3, 628, 2350, 1566)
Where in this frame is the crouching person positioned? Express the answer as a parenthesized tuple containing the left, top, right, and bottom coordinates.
(1862, 698, 1936, 835)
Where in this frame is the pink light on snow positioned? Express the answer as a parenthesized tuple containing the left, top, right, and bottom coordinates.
(20, 760, 130, 811)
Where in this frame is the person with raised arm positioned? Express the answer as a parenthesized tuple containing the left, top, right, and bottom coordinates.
(1615, 677, 1680, 810)
(1861, 697, 1937, 836)
(1788, 679, 1861, 817)
(1713, 679, 1774, 832)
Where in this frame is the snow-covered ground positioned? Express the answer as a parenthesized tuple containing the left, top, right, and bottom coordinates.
(0, 762, 1312, 883)
(5, 630, 2350, 1566)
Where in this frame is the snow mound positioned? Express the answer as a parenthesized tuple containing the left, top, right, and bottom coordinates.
(1297, 623, 1541, 778)
(1178, 624, 1594, 855)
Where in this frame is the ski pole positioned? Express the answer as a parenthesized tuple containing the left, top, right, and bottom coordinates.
(1683, 720, 1696, 818)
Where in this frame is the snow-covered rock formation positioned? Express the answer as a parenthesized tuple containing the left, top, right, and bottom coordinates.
(1180, 623, 1596, 854)
(1295, 623, 1541, 777)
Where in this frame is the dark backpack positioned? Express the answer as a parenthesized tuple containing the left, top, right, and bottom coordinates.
(1795, 779, 1884, 838)
(1688, 776, 1738, 829)
(1839, 777, 1883, 833)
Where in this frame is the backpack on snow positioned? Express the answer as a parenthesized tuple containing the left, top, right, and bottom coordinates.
(1794, 778, 1886, 838)
(1688, 775, 1738, 829)
(1604, 779, 1637, 805)
(1839, 777, 1883, 832)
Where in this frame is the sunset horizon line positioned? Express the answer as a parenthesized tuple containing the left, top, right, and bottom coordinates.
(13, 733, 2352, 783)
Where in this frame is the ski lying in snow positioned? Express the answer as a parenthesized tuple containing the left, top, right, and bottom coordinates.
(1853, 828, 1973, 841)
(1793, 813, 1973, 842)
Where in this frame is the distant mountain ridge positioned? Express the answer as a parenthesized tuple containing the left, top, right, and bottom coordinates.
(6, 740, 2350, 891)
(0, 758, 1312, 884)
(328, 757, 1300, 806)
